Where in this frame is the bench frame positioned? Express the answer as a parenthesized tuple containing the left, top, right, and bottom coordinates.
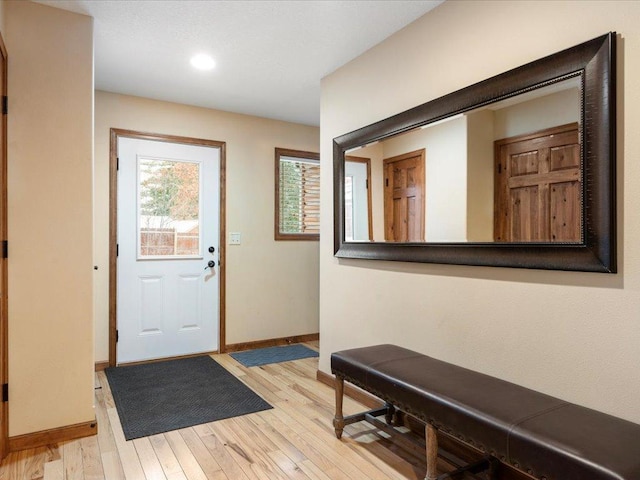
(333, 375, 500, 480)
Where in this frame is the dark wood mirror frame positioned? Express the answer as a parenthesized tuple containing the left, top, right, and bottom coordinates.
(333, 32, 616, 273)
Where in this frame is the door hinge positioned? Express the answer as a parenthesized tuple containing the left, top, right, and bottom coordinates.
(497, 163, 502, 174)
(1, 240, 6, 259)
(116, 244, 119, 257)
(2, 383, 8, 402)
(116, 330, 119, 343)
(366, 179, 369, 189)
(385, 178, 389, 187)
(2, 96, 7, 115)
(116, 157, 119, 170)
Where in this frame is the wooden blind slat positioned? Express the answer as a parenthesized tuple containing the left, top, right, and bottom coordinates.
(278, 157, 320, 235)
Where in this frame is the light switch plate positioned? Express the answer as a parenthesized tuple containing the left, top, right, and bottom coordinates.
(229, 232, 241, 245)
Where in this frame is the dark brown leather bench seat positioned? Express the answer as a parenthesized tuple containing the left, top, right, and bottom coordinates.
(331, 344, 640, 480)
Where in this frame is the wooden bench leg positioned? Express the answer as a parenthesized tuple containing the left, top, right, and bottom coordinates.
(385, 402, 396, 425)
(333, 375, 345, 439)
(425, 423, 438, 480)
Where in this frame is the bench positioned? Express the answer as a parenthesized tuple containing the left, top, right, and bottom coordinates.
(331, 344, 640, 480)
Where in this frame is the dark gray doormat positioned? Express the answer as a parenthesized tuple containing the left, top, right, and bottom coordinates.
(105, 355, 272, 440)
(230, 344, 319, 367)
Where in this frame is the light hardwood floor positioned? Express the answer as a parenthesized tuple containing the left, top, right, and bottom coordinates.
(0, 343, 427, 480)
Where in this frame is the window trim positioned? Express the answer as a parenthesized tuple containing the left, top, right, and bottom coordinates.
(274, 147, 320, 241)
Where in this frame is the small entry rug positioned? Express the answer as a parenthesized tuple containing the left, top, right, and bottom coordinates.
(105, 356, 272, 440)
(230, 344, 319, 367)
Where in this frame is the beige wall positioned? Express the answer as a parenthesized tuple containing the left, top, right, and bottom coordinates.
(320, 0, 640, 424)
(94, 92, 320, 362)
(0, 1, 5, 34)
(6, 1, 94, 436)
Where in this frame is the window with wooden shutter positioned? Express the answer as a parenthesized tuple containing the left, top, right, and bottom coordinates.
(275, 148, 320, 240)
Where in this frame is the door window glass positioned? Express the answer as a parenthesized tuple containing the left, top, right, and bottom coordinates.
(138, 157, 201, 258)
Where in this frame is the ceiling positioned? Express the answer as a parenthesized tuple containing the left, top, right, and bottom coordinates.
(34, 0, 444, 126)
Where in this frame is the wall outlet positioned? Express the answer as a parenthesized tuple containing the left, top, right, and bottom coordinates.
(229, 232, 241, 245)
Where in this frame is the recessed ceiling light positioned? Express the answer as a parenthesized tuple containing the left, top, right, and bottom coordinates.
(190, 53, 216, 71)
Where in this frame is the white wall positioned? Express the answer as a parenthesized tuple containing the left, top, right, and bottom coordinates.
(320, 0, 640, 424)
(6, 1, 95, 436)
(353, 143, 384, 241)
(383, 118, 468, 242)
(494, 87, 580, 139)
(466, 109, 494, 241)
(94, 92, 320, 361)
(353, 118, 468, 242)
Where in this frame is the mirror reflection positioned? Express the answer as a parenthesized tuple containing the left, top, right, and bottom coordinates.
(344, 76, 581, 243)
(344, 156, 372, 241)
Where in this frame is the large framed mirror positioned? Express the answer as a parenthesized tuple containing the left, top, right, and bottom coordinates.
(333, 32, 616, 273)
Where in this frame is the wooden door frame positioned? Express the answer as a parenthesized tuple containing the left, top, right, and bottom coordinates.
(383, 149, 426, 242)
(109, 128, 227, 367)
(0, 31, 8, 460)
(345, 155, 373, 240)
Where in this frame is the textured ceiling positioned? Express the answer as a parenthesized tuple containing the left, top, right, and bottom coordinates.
(34, 0, 443, 126)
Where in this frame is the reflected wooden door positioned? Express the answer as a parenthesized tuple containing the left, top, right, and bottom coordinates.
(494, 123, 580, 242)
(384, 149, 425, 242)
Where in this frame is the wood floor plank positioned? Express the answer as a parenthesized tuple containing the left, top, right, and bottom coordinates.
(100, 451, 125, 480)
(267, 450, 311, 480)
(210, 355, 246, 378)
(230, 416, 279, 454)
(97, 372, 116, 409)
(278, 401, 396, 480)
(21, 446, 56, 480)
(63, 439, 85, 480)
(342, 426, 420, 480)
(192, 424, 250, 480)
(43, 459, 63, 480)
(164, 430, 208, 480)
(257, 411, 334, 470)
(232, 374, 282, 405)
(244, 366, 310, 405)
(178, 428, 226, 480)
(214, 418, 287, 479)
(207, 419, 278, 480)
(94, 377, 118, 456)
(166, 473, 188, 480)
(245, 415, 306, 464)
(106, 408, 146, 480)
(3, 449, 28, 480)
(133, 437, 167, 480)
(80, 436, 106, 480)
(149, 434, 183, 478)
(296, 459, 352, 480)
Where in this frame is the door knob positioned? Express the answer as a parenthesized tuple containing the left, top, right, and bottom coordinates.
(208, 246, 215, 253)
(204, 260, 215, 270)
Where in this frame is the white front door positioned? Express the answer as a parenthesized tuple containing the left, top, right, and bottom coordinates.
(117, 137, 220, 364)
